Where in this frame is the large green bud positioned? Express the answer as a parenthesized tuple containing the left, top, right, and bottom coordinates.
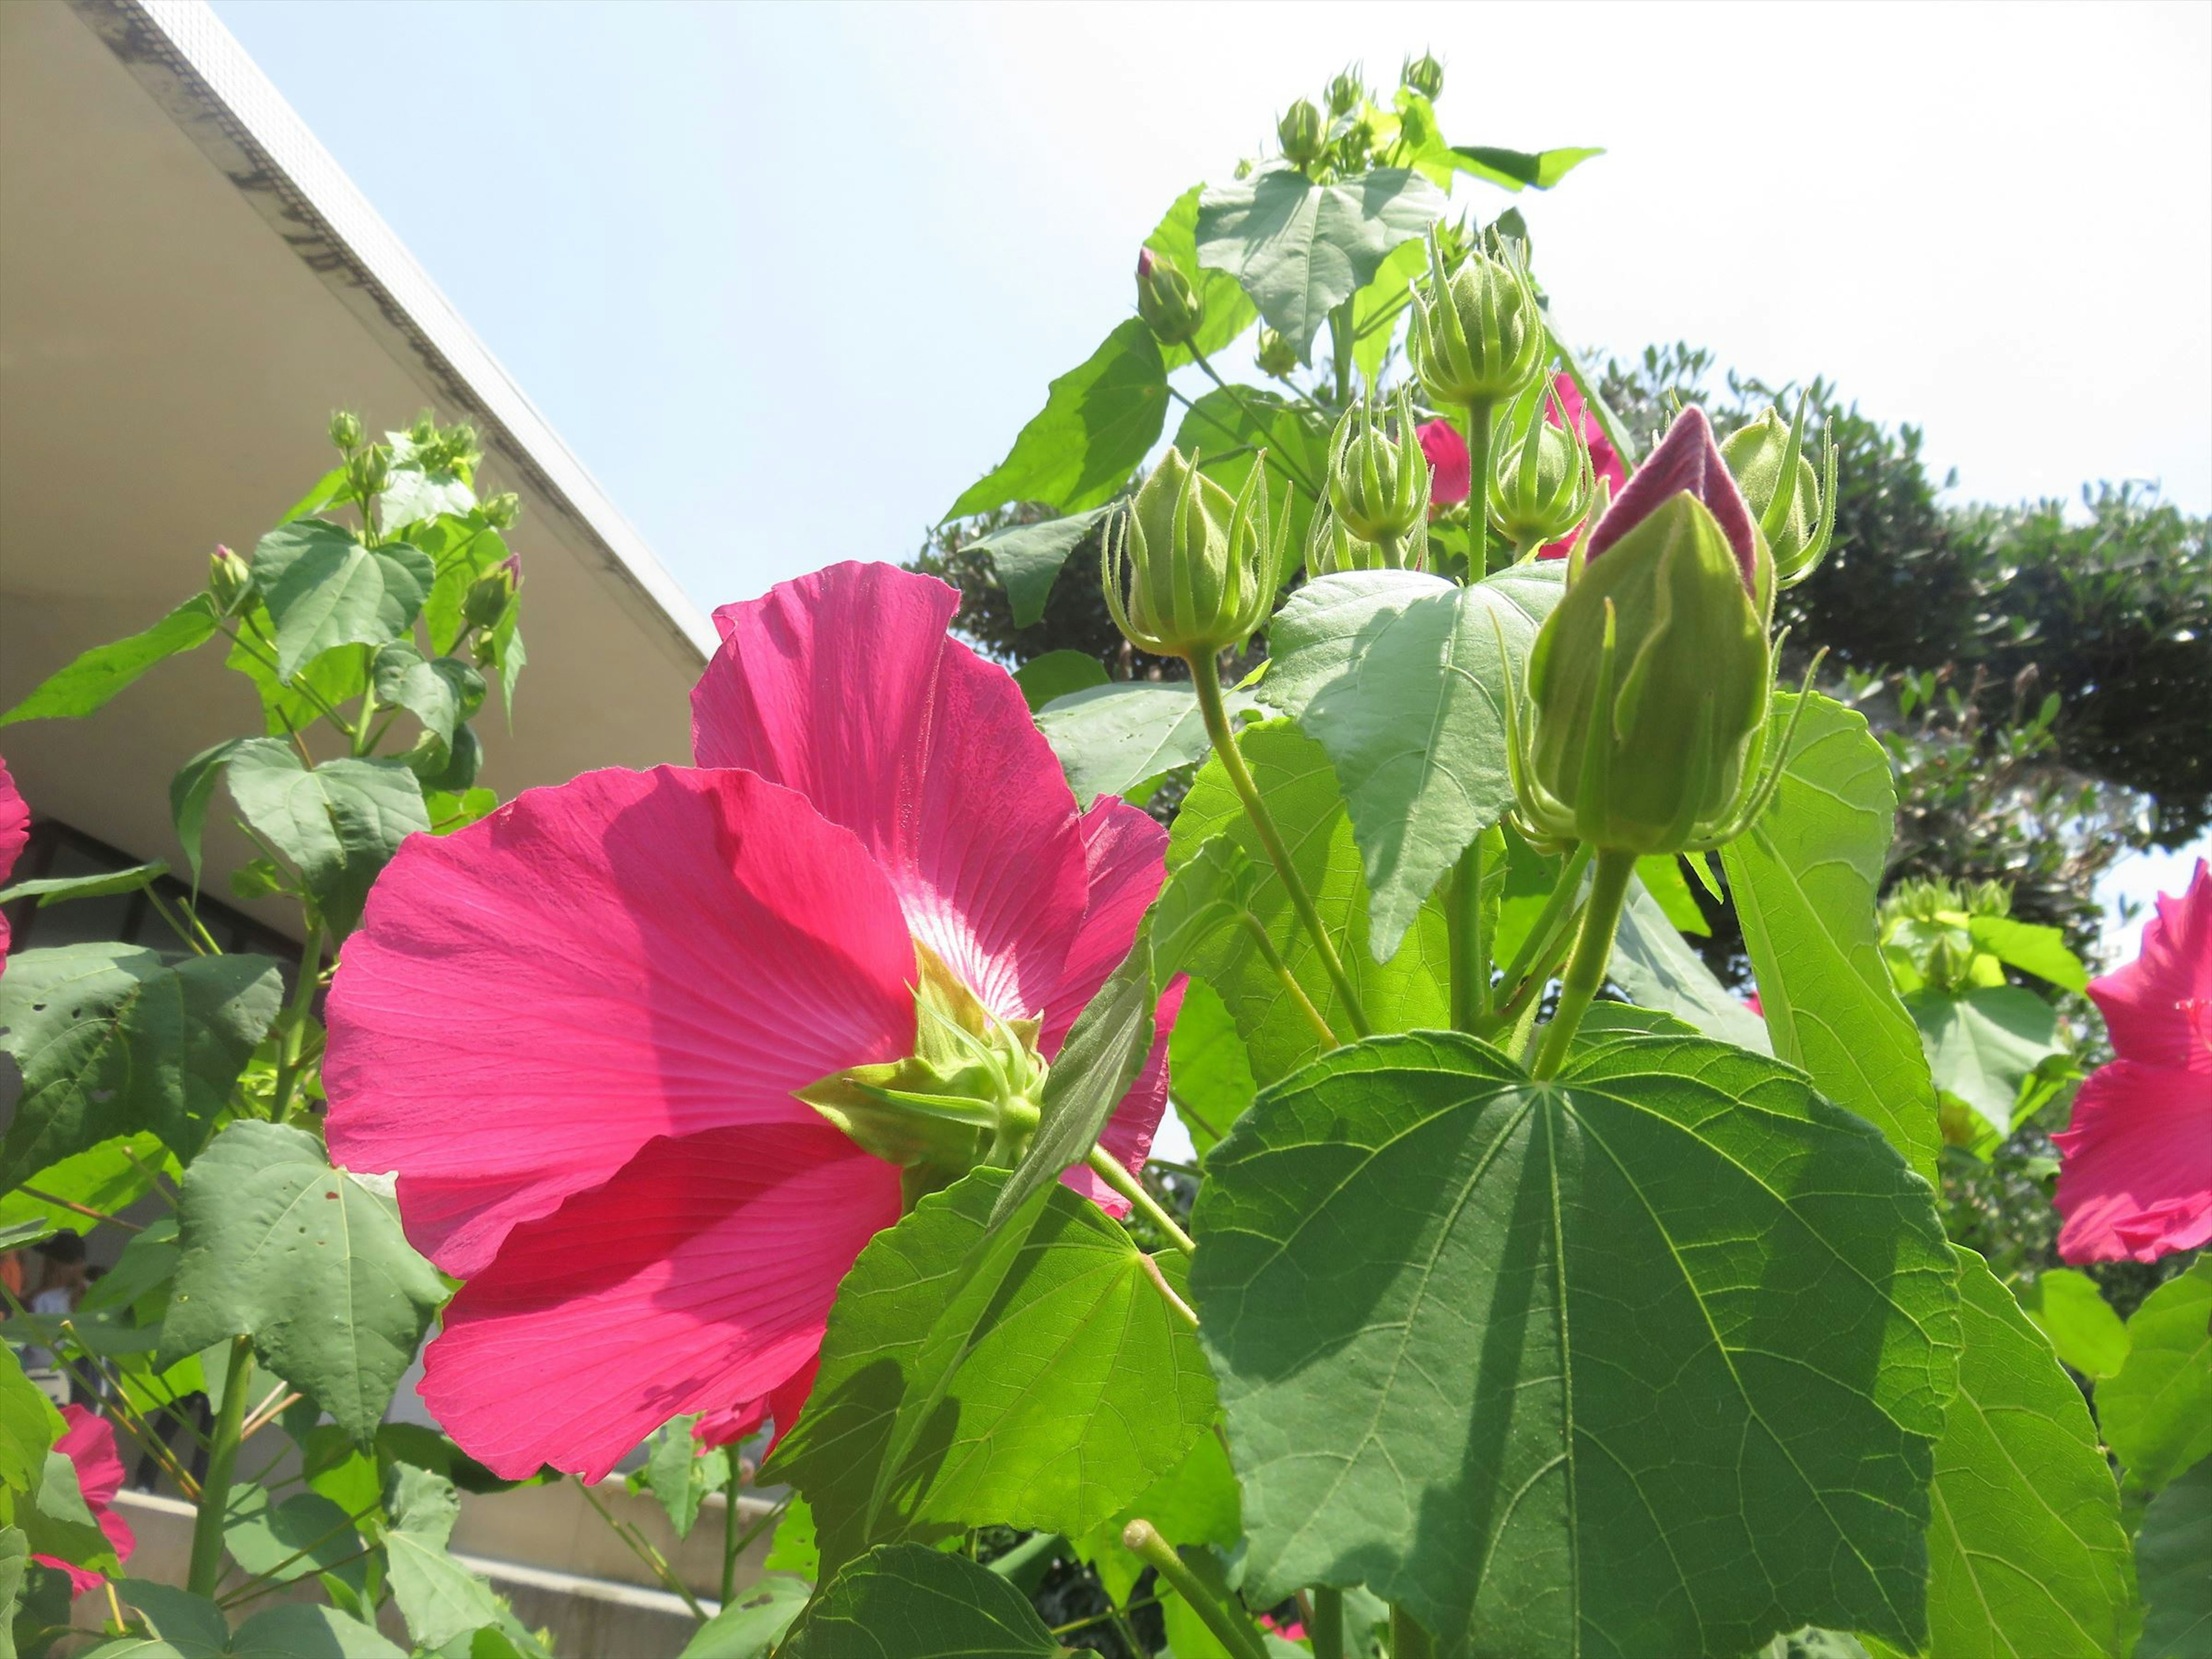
(1135, 247, 1203, 349)
(1278, 99, 1326, 167)
(1406, 226, 1546, 410)
(1516, 408, 1773, 854)
(1327, 384, 1431, 555)
(1489, 381, 1596, 549)
(1104, 446, 1283, 659)
(1721, 395, 1836, 587)
(1401, 49, 1445, 100)
(1326, 65, 1365, 118)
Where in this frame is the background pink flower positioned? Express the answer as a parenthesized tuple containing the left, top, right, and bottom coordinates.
(327, 562, 1180, 1479)
(33, 1406, 135, 1594)
(1538, 372, 1629, 559)
(1, 753, 28, 967)
(1416, 419, 1469, 509)
(2054, 858, 2212, 1262)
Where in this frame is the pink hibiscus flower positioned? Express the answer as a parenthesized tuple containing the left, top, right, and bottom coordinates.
(1, 753, 28, 968)
(33, 1406, 136, 1594)
(325, 562, 1182, 1480)
(2053, 858, 2211, 1263)
(1416, 419, 1470, 510)
(1538, 372, 1628, 559)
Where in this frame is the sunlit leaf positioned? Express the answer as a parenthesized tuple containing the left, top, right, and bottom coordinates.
(777, 1544, 1060, 1657)
(945, 321, 1168, 521)
(1, 596, 220, 726)
(2100, 1260, 2212, 1494)
(1035, 680, 1262, 806)
(224, 740, 428, 935)
(2018, 1268, 2131, 1379)
(250, 521, 434, 679)
(972, 509, 1112, 628)
(2135, 1454, 2212, 1657)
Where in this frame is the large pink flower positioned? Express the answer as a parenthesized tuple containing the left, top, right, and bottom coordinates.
(2054, 858, 2212, 1262)
(1, 753, 28, 968)
(1416, 419, 1470, 510)
(33, 1406, 135, 1595)
(326, 563, 1180, 1480)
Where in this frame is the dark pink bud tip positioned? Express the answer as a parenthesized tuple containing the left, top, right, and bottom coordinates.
(1137, 247, 1157, 280)
(1585, 406, 1759, 592)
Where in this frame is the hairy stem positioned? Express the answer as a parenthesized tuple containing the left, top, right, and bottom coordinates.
(187, 1337, 254, 1597)
(1463, 399, 1496, 577)
(1087, 1146, 1195, 1256)
(1123, 1520, 1269, 1659)
(268, 926, 325, 1121)
(1532, 848, 1637, 1080)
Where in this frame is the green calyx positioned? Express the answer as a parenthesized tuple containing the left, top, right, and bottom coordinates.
(1406, 226, 1547, 410)
(800, 944, 1049, 1203)
(1721, 396, 1836, 587)
(1104, 445, 1284, 659)
(1326, 384, 1431, 551)
(1510, 493, 1775, 855)
(1489, 381, 1596, 548)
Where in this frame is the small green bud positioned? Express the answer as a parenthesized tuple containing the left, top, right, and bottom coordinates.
(480, 491, 521, 529)
(207, 544, 254, 613)
(1327, 385, 1431, 556)
(1256, 327, 1300, 380)
(1720, 397, 1836, 588)
(1402, 50, 1445, 100)
(1278, 99, 1325, 167)
(1103, 446, 1284, 660)
(408, 412, 438, 446)
(327, 410, 363, 451)
(1406, 227, 1547, 411)
(1327, 66, 1364, 117)
(351, 445, 391, 496)
(1135, 248, 1203, 349)
(1488, 383, 1596, 549)
(462, 558, 519, 631)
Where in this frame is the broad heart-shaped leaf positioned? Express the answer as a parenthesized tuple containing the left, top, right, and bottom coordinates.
(778, 1543, 1061, 1657)
(1035, 680, 1262, 806)
(1189, 1029, 1961, 1658)
(2135, 1454, 2212, 1658)
(2099, 1259, 2212, 1494)
(232, 1603, 406, 1659)
(1168, 719, 1448, 1084)
(1172, 385, 1330, 561)
(224, 1486, 362, 1586)
(676, 1575, 809, 1658)
(765, 1169, 1214, 1574)
(0, 944, 282, 1185)
(1908, 986, 2064, 1138)
(371, 642, 483, 748)
(2018, 1268, 2131, 1379)
(1166, 976, 1254, 1161)
(971, 507, 1113, 627)
(1, 594, 219, 726)
(1150, 836, 1262, 993)
(1145, 184, 1259, 370)
(1725, 693, 1940, 1179)
(1261, 565, 1564, 960)
(1196, 167, 1447, 357)
(381, 1465, 506, 1653)
(249, 521, 434, 678)
(1012, 650, 1109, 713)
(944, 319, 1168, 521)
(1604, 881, 1772, 1054)
(224, 740, 428, 935)
(160, 1122, 447, 1443)
(1967, 913, 2088, 993)
(1921, 1252, 2134, 1658)
(1352, 236, 1427, 390)
(170, 739, 248, 888)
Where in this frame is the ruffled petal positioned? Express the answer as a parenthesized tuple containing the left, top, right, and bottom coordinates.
(421, 1123, 902, 1482)
(693, 562, 1091, 1025)
(1060, 977, 1186, 1215)
(0, 755, 27, 965)
(35, 1407, 132, 1593)
(696, 1353, 817, 1460)
(2089, 858, 2211, 1075)
(326, 766, 917, 1277)
(2054, 1059, 2212, 1263)
(1041, 796, 1169, 1054)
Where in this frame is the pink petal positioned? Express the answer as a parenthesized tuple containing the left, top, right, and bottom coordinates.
(1585, 405, 1757, 592)
(697, 1354, 820, 1460)
(422, 1123, 902, 1482)
(2054, 1059, 2212, 1263)
(1417, 419, 1471, 509)
(693, 562, 1092, 1026)
(1041, 796, 1170, 1053)
(1536, 374, 1628, 560)
(1060, 976, 1187, 1215)
(325, 766, 919, 1277)
(2090, 857, 2211, 1075)
(0, 755, 26, 965)
(35, 1407, 132, 1593)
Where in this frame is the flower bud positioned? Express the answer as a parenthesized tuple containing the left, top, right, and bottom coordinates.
(1406, 228, 1546, 412)
(462, 558, 519, 631)
(1103, 446, 1283, 659)
(480, 491, 521, 530)
(1327, 385, 1431, 554)
(1721, 396, 1836, 588)
(1278, 99, 1325, 167)
(352, 445, 391, 496)
(1489, 382, 1596, 550)
(207, 545, 254, 613)
(327, 410, 363, 451)
(1326, 66, 1364, 117)
(1514, 407, 1772, 854)
(1401, 50, 1445, 100)
(1135, 248, 1203, 349)
(1256, 327, 1300, 380)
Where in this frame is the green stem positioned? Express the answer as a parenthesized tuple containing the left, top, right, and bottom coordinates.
(1087, 1147, 1195, 1255)
(1375, 528, 1405, 569)
(1531, 849, 1636, 1080)
(1122, 1520, 1269, 1659)
(1188, 347, 1324, 498)
(268, 927, 325, 1120)
(143, 888, 210, 956)
(1330, 298, 1356, 404)
(187, 1337, 253, 1597)
(1240, 915, 1337, 1049)
(1189, 666, 1372, 1037)
(1309, 1587, 1347, 1659)
(1493, 843, 1593, 999)
(574, 1477, 706, 1620)
(1449, 836, 1489, 1030)
(215, 623, 355, 737)
(1463, 399, 1496, 577)
(351, 646, 380, 756)
(1509, 531, 1546, 562)
(719, 1453, 743, 1605)
(1390, 1605, 1437, 1659)
(985, 1530, 1065, 1581)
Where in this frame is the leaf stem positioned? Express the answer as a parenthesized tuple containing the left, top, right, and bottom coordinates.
(1086, 1146, 1195, 1256)
(1449, 836, 1490, 1030)
(1330, 298, 1356, 404)
(719, 1449, 743, 1606)
(1309, 1586, 1347, 1659)
(269, 926, 325, 1121)
(187, 1336, 254, 1597)
(1531, 848, 1636, 1080)
(1493, 843, 1592, 999)
(1188, 666, 1372, 1037)
(1238, 915, 1337, 1048)
(17, 1187, 142, 1233)
(1187, 346, 1324, 499)
(574, 1475, 707, 1620)
(1122, 1520, 1269, 1659)
(215, 623, 354, 737)
(143, 888, 210, 957)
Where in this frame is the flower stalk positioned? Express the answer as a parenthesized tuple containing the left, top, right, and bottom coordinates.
(187, 1336, 254, 1597)
(1532, 849, 1638, 1080)
(1088, 1145, 1195, 1255)
(1122, 1520, 1270, 1659)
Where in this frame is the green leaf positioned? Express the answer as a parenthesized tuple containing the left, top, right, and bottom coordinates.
(1908, 986, 2065, 1137)
(222, 607, 369, 738)
(372, 643, 483, 748)
(1165, 977, 1252, 1161)
(2100, 1259, 2212, 1494)
(2018, 1268, 2131, 1379)
(1605, 882, 1771, 1054)
(1261, 565, 1563, 959)
(777, 1544, 1061, 1657)
(0, 944, 283, 1184)
(160, 1122, 448, 1442)
(1145, 184, 1259, 369)
(224, 1486, 362, 1585)
(0, 1351, 59, 1495)
(1967, 913, 2089, 993)
(1188, 1029, 1961, 1656)
(170, 740, 248, 889)
(381, 1463, 504, 1651)
(0, 1527, 26, 1652)
(425, 787, 499, 835)
(117, 1584, 230, 1657)
(1034, 681, 1261, 806)
(378, 464, 477, 535)
(1012, 650, 1109, 714)
(766, 1169, 1214, 1573)
(675, 1577, 810, 1659)
(1167, 719, 1449, 1084)
(1636, 854, 1711, 937)
(945, 320, 1168, 521)
(1150, 836, 1261, 993)
(1448, 143, 1606, 191)
(1195, 168, 1446, 357)
(1922, 1252, 2134, 1658)
(641, 1416, 730, 1542)
(971, 509, 1113, 628)
(282, 465, 353, 524)
(1171, 386, 1330, 560)
(250, 521, 434, 678)
(764, 1495, 817, 1580)
(233, 1603, 406, 1659)
(224, 740, 428, 934)
(21, 1448, 116, 1576)
(987, 947, 1154, 1231)
(1, 596, 221, 726)
(0, 862, 167, 908)
(2135, 1454, 2212, 1658)
(1351, 237, 1427, 390)
(1723, 692, 1940, 1178)
(0, 1134, 168, 1242)
(412, 513, 511, 658)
